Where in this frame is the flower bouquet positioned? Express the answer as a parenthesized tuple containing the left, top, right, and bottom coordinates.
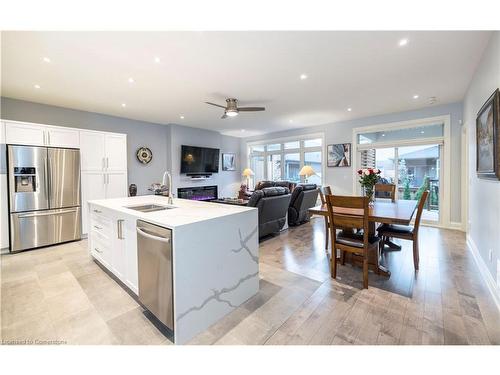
(357, 168, 381, 204)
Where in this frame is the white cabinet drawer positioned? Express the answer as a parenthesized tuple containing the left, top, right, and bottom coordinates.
(90, 229, 111, 267)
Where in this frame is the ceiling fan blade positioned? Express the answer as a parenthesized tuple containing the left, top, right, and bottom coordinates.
(238, 107, 265, 111)
(221, 113, 228, 119)
(205, 101, 227, 109)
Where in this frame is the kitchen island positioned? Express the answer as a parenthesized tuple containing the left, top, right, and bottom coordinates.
(87, 195, 259, 344)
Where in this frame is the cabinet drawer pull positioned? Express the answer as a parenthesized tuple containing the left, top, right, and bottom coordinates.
(94, 247, 103, 253)
(93, 225, 102, 230)
(93, 209, 102, 213)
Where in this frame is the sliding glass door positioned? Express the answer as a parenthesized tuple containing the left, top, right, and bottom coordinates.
(357, 122, 445, 224)
(371, 145, 440, 222)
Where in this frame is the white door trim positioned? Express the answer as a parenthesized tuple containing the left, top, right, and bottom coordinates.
(351, 114, 454, 229)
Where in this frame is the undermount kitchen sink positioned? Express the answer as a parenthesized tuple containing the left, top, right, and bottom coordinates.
(125, 204, 174, 213)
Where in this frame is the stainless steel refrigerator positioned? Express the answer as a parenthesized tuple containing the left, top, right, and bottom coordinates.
(7, 145, 81, 252)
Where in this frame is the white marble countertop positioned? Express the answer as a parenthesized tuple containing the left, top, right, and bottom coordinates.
(88, 195, 256, 229)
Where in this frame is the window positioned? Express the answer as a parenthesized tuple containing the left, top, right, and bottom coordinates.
(267, 154, 281, 181)
(284, 153, 301, 182)
(247, 135, 324, 187)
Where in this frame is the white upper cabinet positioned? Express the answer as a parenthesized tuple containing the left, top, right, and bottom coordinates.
(46, 127, 79, 148)
(80, 131, 106, 171)
(5, 121, 46, 146)
(4, 121, 79, 148)
(105, 134, 127, 171)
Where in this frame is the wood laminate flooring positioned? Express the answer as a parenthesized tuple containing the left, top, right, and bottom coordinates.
(1, 217, 499, 345)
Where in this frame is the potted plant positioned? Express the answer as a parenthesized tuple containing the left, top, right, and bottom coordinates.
(357, 168, 381, 204)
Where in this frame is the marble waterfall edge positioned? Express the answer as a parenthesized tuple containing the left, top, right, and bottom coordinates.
(172, 209, 259, 344)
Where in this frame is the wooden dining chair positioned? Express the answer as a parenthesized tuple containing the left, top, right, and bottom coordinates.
(375, 183, 396, 202)
(318, 186, 332, 250)
(325, 195, 380, 288)
(377, 190, 429, 270)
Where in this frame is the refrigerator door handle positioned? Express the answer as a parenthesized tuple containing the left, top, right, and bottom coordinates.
(17, 208, 78, 218)
(44, 158, 49, 200)
(102, 157, 105, 170)
(106, 157, 109, 169)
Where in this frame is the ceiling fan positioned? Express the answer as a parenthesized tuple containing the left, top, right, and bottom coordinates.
(205, 98, 265, 119)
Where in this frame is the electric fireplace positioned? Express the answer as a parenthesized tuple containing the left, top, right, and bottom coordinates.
(177, 185, 218, 201)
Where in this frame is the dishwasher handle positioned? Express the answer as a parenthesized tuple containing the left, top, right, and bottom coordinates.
(136, 227, 171, 243)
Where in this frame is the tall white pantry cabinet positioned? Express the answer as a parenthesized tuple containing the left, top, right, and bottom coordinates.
(0, 120, 128, 249)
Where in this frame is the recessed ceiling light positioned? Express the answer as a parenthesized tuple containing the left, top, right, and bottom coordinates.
(34, 84, 41, 89)
(399, 39, 409, 47)
(154, 57, 161, 63)
(382, 133, 386, 137)
(413, 94, 419, 99)
(128, 78, 135, 83)
(300, 74, 308, 80)
(121, 103, 126, 108)
(241, 129, 246, 132)
(42, 57, 51, 63)
(180, 115, 185, 119)
(347, 108, 352, 112)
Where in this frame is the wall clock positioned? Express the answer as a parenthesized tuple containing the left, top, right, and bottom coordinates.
(136, 147, 153, 164)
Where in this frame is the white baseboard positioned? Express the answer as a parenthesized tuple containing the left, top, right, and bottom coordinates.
(467, 236, 500, 312)
(449, 221, 465, 231)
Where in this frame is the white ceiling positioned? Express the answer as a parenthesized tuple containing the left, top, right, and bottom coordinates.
(1, 31, 491, 137)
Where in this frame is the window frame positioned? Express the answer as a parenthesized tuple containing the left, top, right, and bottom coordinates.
(247, 132, 325, 186)
(352, 115, 451, 228)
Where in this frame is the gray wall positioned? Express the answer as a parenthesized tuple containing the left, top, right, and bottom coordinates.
(241, 101, 464, 224)
(1, 97, 242, 197)
(168, 124, 242, 197)
(464, 31, 500, 282)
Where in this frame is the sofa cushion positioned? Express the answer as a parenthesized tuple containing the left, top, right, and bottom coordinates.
(255, 180, 275, 190)
(300, 183, 317, 191)
(261, 186, 289, 197)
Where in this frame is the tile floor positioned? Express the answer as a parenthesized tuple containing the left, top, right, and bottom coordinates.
(1, 217, 499, 345)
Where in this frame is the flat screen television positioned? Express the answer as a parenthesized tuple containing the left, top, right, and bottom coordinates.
(180, 145, 220, 174)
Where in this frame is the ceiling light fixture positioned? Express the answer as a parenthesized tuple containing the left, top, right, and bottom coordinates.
(154, 57, 161, 63)
(121, 103, 126, 108)
(382, 133, 386, 137)
(347, 108, 352, 112)
(128, 78, 135, 83)
(34, 84, 41, 89)
(399, 39, 409, 46)
(42, 57, 51, 63)
(180, 115, 185, 119)
(421, 131, 425, 134)
(300, 74, 308, 80)
(225, 110, 238, 117)
(241, 129, 246, 133)
(413, 94, 419, 99)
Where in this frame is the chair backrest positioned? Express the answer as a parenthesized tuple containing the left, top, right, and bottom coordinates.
(319, 185, 332, 204)
(413, 190, 429, 233)
(374, 183, 396, 202)
(325, 195, 370, 246)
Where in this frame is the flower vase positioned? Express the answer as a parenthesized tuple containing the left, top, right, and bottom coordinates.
(364, 186, 375, 206)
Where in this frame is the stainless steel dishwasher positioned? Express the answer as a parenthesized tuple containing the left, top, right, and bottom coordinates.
(136, 220, 174, 331)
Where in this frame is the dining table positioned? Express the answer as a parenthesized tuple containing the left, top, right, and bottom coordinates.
(308, 199, 418, 277)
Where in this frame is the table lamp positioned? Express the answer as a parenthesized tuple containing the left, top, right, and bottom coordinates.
(242, 168, 254, 188)
(299, 165, 316, 183)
